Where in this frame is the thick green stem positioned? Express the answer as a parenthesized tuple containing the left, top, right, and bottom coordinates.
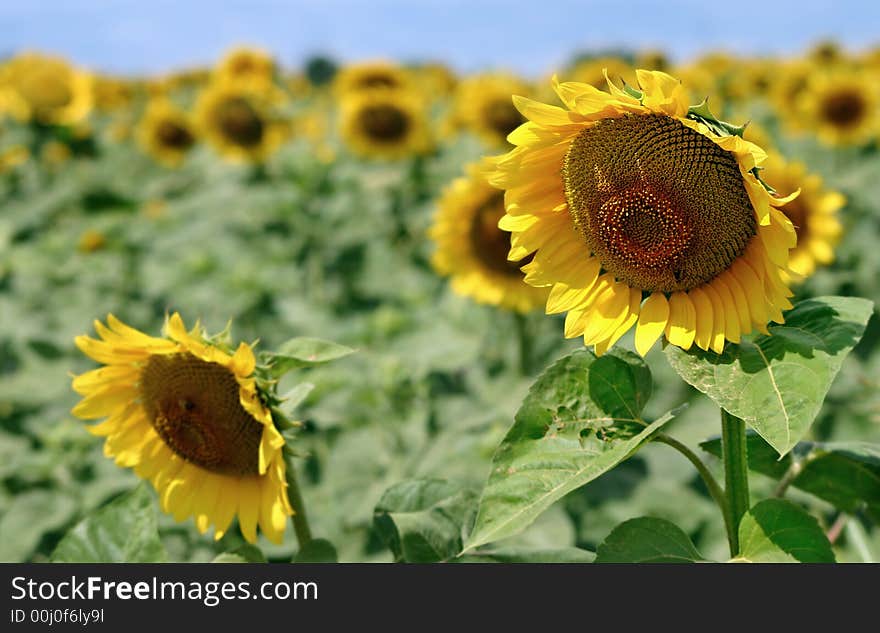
(721, 410, 750, 556)
(653, 434, 730, 536)
(284, 454, 313, 548)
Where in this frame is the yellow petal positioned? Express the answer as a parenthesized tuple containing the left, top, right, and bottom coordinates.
(665, 291, 696, 350)
(634, 292, 669, 357)
(689, 287, 713, 351)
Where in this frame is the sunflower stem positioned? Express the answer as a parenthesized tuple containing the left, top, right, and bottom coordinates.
(284, 456, 313, 548)
(514, 312, 531, 375)
(720, 409, 750, 557)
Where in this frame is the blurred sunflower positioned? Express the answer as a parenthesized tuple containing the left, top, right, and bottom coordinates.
(762, 153, 844, 281)
(137, 100, 197, 167)
(195, 80, 288, 162)
(796, 71, 879, 146)
(0, 52, 93, 125)
(430, 164, 549, 312)
(568, 56, 638, 90)
(216, 47, 277, 84)
(92, 75, 136, 112)
(770, 61, 812, 131)
(483, 69, 797, 356)
(71, 314, 292, 544)
(334, 60, 412, 95)
(339, 88, 431, 159)
(453, 74, 531, 147)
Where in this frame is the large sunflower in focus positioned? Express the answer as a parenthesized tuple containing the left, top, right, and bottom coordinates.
(72, 314, 292, 544)
(453, 74, 532, 147)
(796, 71, 879, 146)
(484, 70, 797, 356)
(1, 53, 92, 125)
(195, 80, 288, 162)
(430, 164, 549, 312)
(761, 153, 844, 281)
(137, 99, 197, 167)
(339, 89, 431, 159)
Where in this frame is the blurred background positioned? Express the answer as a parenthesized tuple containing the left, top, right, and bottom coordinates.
(0, 1, 878, 563)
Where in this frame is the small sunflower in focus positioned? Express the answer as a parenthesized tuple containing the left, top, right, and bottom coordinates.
(71, 314, 293, 544)
(195, 79, 289, 162)
(795, 70, 879, 146)
(483, 69, 798, 357)
(339, 88, 431, 159)
(430, 164, 549, 313)
(0, 52, 93, 125)
(137, 99, 197, 167)
(761, 153, 844, 281)
(216, 47, 277, 85)
(452, 74, 532, 147)
(334, 60, 413, 95)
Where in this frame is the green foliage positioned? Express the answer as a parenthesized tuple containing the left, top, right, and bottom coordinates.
(464, 349, 679, 552)
(265, 337, 356, 377)
(595, 517, 705, 563)
(666, 296, 873, 455)
(293, 538, 338, 563)
(213, 544, 268, 563)
(736, 499, 835, 563)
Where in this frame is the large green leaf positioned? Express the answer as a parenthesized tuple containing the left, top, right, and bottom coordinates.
(701, 433, 880, 522)
(373, 479, 477, 563)
(51, 484, 165, 563)
(457, 547, 595, 563)
(293, 538, 338, 563)
(666, 296, 873, 455)
(265, 337, 355, 377)
(595, 517, 704, 563)
(463, 348, 678, 552)
(736, 499, 835, 563)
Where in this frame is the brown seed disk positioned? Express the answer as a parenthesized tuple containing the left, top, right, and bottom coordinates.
(140, 353, 263, 475)
(563, 113, 757, 292)
(216, 97, 265, 147)
(358, 103, 410, 142)
(820, 88, 866, 128)
(482, 98, 525, 139)
(155, 119, 195, 150)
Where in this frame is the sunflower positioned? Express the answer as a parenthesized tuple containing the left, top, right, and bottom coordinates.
(430, 164, 549, 312)
(761, 153, 844, 281)
(452, 74, 532, 147)
(339, 88, 431, 159)
(71, 314, 292, 544)
(483, 69, 797, 357)
(795, 70, 879, 146)
(195, 79, 288, 162)
(137, 99, 197, 167)
(568, 57, 638, 91)
(216, 47, 277, 84)
(92, 75, 137, 112)
(334, 60, 412, 95)
(0, 52, 92, 125)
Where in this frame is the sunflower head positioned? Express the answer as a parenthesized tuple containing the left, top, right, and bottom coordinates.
(430, 163, 549, 312)
(92, 75, 137, 111)
(334, 61, 413, 95)
(452, 74, 533, 147)
(339, 88, 432, 159)
(484, 69, 798, 357)
(216, 46, 277, 84)
(1, 52, 93, 125)
(797, 70, 879, 146)
(71, 314, 292, 544)
(137, 99, 197, 167)
(195, 79, 289, 162)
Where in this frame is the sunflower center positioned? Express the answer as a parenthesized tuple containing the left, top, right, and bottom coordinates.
(483, 98, 525, 139)
(359, 103, 409, 142)
(563, 113, 757, 293)
(469, 191, 531, 276)
(820, 88, 866, 128)
(216, 97, 265, 147)
(140, 353, 262, 475)
(155, 120, 195, 150)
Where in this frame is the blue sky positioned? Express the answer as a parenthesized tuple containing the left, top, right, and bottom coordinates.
(2, 1, 878, 77)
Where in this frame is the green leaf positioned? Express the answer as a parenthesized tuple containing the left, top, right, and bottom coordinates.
(736, 499, 835, 563)
(595, 517, 704, 563)
(51, 484, 165, 563)
(463, 348, 678, 552)
(277, 382, 315, 418)
(457, 547, 595, 563)
(374, 479, 477, 563)
(0, 490, 76, 562)
(666, 296, 874, 455)
(293, 538, 338, 563)
(266, 337, 356, 376)
(213, 544, 267, 563)
(701, 433, 880, 522)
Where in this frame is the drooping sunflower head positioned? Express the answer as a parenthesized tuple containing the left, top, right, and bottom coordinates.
(796, 70, 879, 146)
(484, 69, 798, 357)
(195, 79, 289, 162)
(215, 46, 277, 84)
(452, 74, 533, 147)
(334, 60, 413, 95)
(429, 163, 549, 313)
(761, 153, 844, 281)
(71, 314, 292, 544)
(339, 88, 432, 159)
(0, 52, 93, 125)
(137, 99, 198, 167)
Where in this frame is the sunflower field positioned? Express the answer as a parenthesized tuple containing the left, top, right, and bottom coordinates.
(1, 43, 879, 565)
